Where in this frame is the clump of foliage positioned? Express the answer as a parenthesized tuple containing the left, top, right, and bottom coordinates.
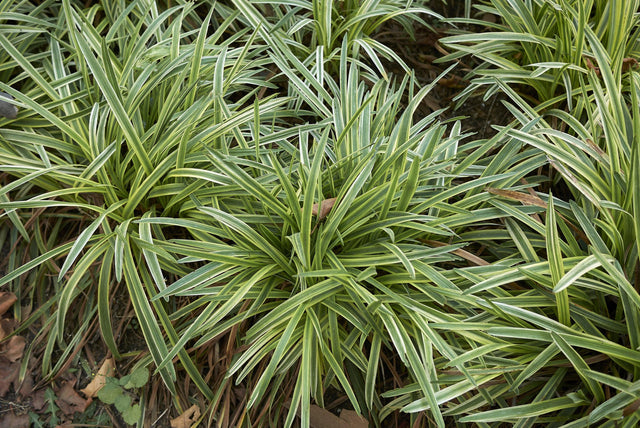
(231, 0, 441, 76)
(440, 0, 640, 109)
(1, 0, 640, 427)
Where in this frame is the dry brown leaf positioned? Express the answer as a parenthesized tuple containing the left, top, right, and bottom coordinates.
(5, 336, 25, 362)
(0, 292, 17, 317)
(170, 404, 201, 428)
(452, 248, 489, 266)
(309, 405, 367, 428)
(336, 410, 368, 427)
(0, 412, 29, 428)
(17, 371, 33, 397)
(624, 397, 640, 416)
(0, 361, 19, 397)
(623, 57, 638, 73)
(31, 388, 47, 411)
(309, 405, 342, 428)
(80, 358, 115, 398)
(585, 138, 607, 157)
(311, 198, 337, 221)
(0, 318, 15, 341)
(481, 13, 497, 23)
(486, 188, 547, 208)
(584, 56, 600, 76)
(56, 380, 89, 415)
(423, 240, 489, 267)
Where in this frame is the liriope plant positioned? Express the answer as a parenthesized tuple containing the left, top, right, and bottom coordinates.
(439, 0, 640, 111)
(413, 14, 640, 426)
(0, 0, 288, 399)
(230, 0, 442, 77)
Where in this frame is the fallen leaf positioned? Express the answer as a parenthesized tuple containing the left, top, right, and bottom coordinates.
(0, 292, 17, 317)
(337, 410, 368, 426)
(80, 358, 115, 398)
(56, 380, 89, 415)
(623, 57, 638, 73)
(31, 388, 47, 411)
(437, 77, 465, 89)
(311, 198, 337, 221)
(486, 188, 546, 208)
(170, 404, 201, 428)
(0, 360, 19, 397)
(17, 371, 33, 397)
(584, 56, 600, 76)
(624, 397, 640, 416)
(309, 405, 368, 428)
(0, 318, 16, 340)
(4, 336, 25, 362)
(424, 240, 489, 267)
(309, 405, 342, 428)
(481, 13, 497, 24)
(0, 412, 29, 428)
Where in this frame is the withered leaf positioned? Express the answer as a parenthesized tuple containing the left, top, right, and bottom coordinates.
(309, 405, 368, 428)
(0, 292, 17, 317)
(0, 412, 29, 428)
(481, 13, 497, 23)
(337, 410, 369, 426)
(453, 248, 489, 266)
(584, 56, 600, 76)
(31, 388, 47, 411)
(624, 397, 640, 416)
(623, 57, 639, 73)
(424, 240, 489, 267)
(486, 188, 547, 208)
(56, 380, 89, 415)
(17, 372, 33, 398)
(80, 358, 115, 398)
(585, 138, 606, 157)
(311, 198, 337, 221)
(0, 361, 19, 397)
(0, 318, 16, 341)
(4, 336, 25, 362)
(170, 404, 201, 428)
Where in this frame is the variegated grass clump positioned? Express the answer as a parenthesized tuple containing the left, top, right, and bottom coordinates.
(1, 0, 640, 427)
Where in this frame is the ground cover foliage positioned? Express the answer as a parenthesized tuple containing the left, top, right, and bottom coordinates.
(0, 0, 640, 426)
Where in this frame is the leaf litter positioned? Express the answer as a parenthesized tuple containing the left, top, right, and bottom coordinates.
(55, 378, 89, 415)
(0, 292, 33, 427)
(80, 358, 116, 398)
(312, 197, 337, 221)
(309, 405, 368, 428)
(170, 404, 201, 428)
(0, 292, 91, 426)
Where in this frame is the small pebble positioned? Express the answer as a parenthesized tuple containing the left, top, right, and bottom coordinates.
(0, 91, 18, 119)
